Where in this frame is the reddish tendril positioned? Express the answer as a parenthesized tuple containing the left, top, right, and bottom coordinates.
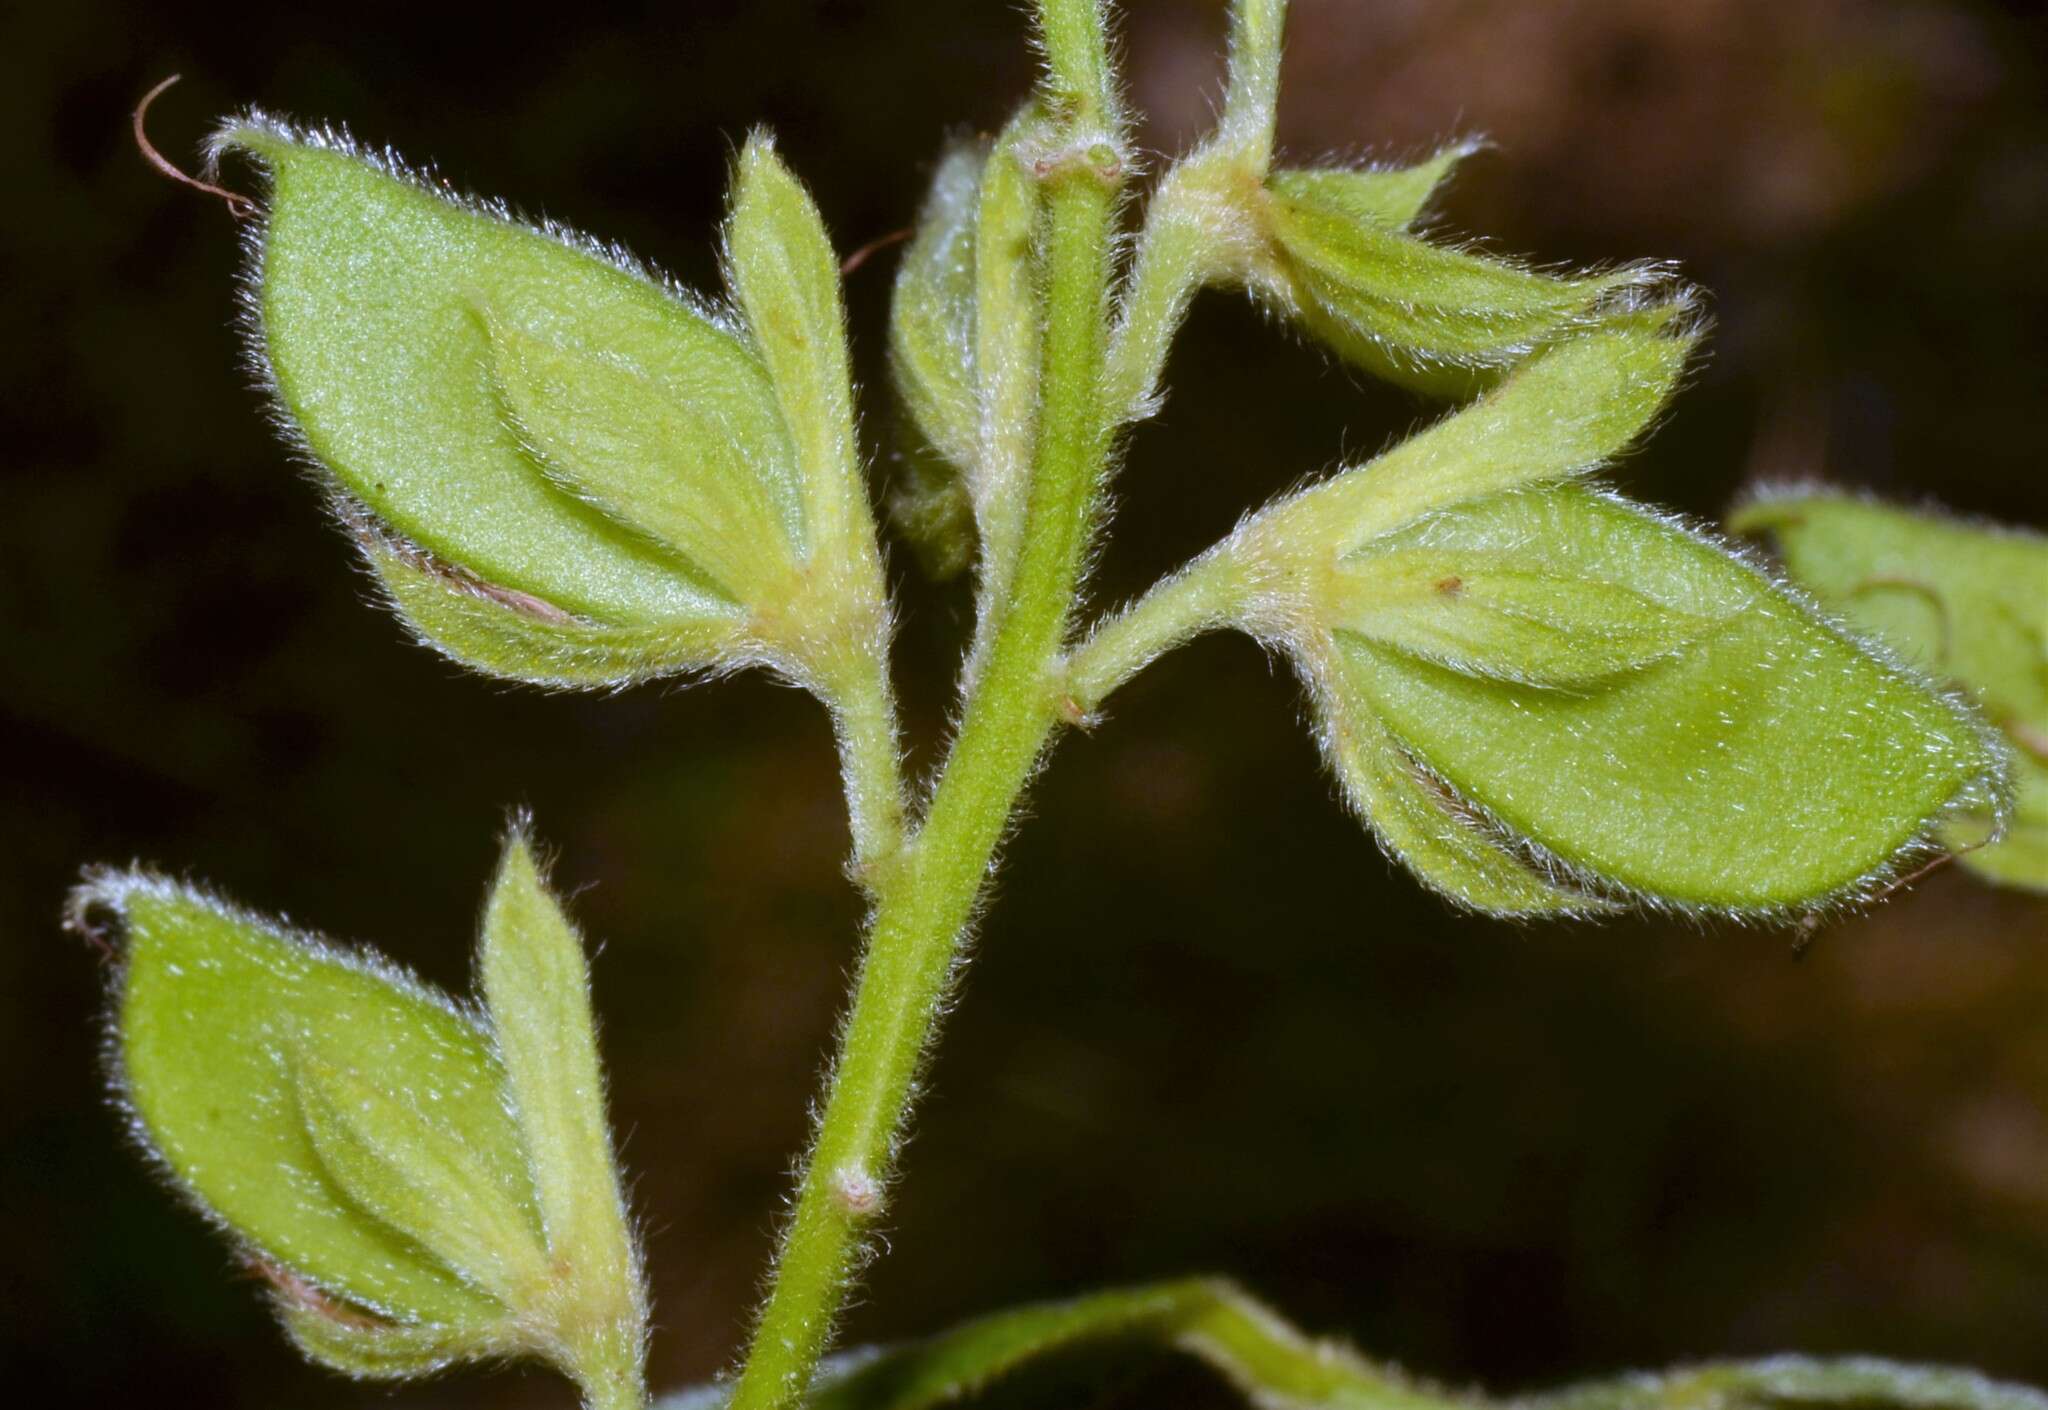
(133, 74, 258, 220)
(839, 226, 913, 276)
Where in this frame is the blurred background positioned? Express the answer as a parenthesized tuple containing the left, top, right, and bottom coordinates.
(5, 0, 2048, 1404)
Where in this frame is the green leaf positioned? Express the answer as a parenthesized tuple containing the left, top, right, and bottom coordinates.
(963, 113, 1043, 596)
(1732, 492, 2048, 891)
(481, 305, 799, 603)
(1267, 144, 1478, 235)
(654, 1280, 2048, 1410)
(1330, 542, 1726, 689)
(294, 1045, 547, 1306)
(726, 131, 870, 560)
(1316, 489, 2004, 913)
(364, 530, 740, 689)
(277, 1293, 493, 1381)
(86, 828, 652, 1405)
(89, 870, 523, 1327)
(885, 116, 1043, 590)
(480, 829, 647, 1387)
(1246, 322, 1696, 561)
(1259, 169, 1676, 395)
(887, 141, 984, 580)
(890, 142, 983, 476)
(216, 118, 756, 628)
(1311, 688, 1613, 918)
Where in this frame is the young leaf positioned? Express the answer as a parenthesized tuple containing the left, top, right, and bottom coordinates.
(1733, 491, 2048, 891)
(886, 115, 1043, 593)
(480, 829, 648, 1390)
(1243, 321, 1696, 562)
(1254, 171, 1673, 395)
(276, 1292, 495, 1382)
(963, 113, 1043, 600)
(726, 132, 874, 565)
(364, 530, 741, 689)
(1266, 144, 1478, 237)
(481, 307, 800, 602)
(1083, 326, 2004, 916)
(82, 826, 651, 1406)
(1309, 686, 1613, 918)
(887, 141, 984, 580)
(214, 117, 890, 696)
(1329, 545, 1726, 690)
(86, 870, 523, 1329)
(294, 1046, 548, 1306)
(216, 119, 760, 628)
(890, 142, 983, 477)
(1314, 489, 2004, 913)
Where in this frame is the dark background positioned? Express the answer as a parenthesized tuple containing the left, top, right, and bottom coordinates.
(7, 1, 2048, 1405)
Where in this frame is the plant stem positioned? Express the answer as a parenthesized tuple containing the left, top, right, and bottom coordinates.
(725, 7, 1123, 1410)
(817, 639, 909, 880)
(1062, 549, 1248, 716)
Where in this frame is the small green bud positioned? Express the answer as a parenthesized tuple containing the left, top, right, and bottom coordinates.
(1733, 491, 2048, 891)
(77, 822, 648, 1403)
(1255, 159, 1679, 396)
(214, 116, 885, 692)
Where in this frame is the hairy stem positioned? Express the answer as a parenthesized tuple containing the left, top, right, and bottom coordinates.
(1063, 549, 1249, 716)
(817, 639, 909, 880)
(725, 7, 1123, 1409)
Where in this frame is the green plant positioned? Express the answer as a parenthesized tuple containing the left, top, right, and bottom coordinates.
(84, 3, 2045, 1409)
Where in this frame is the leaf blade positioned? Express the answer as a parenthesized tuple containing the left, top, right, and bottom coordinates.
(98, 872, 523, 1325)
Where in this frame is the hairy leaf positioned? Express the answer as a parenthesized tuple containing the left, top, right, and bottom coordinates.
(482, 307, 798, 601)
(1266, 143, 1477, 235)
(1311, 690, 1611, 918)
(1259, 170, 1672, 395)
(295, 1047, 547, 1305)
(480, 831, 647, 1378)
(887, 141, 984, 580)
(365, 533, 740, 689)
(890, 142, 983, 475)
(726, 132, 870, 558)
(1733, 492, 2048, 890)
(1320, 489, 2002, 913)
(1332, 545, 1724, 689)
(89, 871, 521, 1326)
(1246, 322, 1695, 560)
(217, 119, 755, 626)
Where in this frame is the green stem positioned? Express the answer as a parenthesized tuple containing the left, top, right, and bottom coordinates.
(803, 1278, 1462, 1410)
(817, 641, 909, 880)
(1218, 0, 1286, 163)
(1062, 549, 1248, 716)
(725, 7, 1123, 1409)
